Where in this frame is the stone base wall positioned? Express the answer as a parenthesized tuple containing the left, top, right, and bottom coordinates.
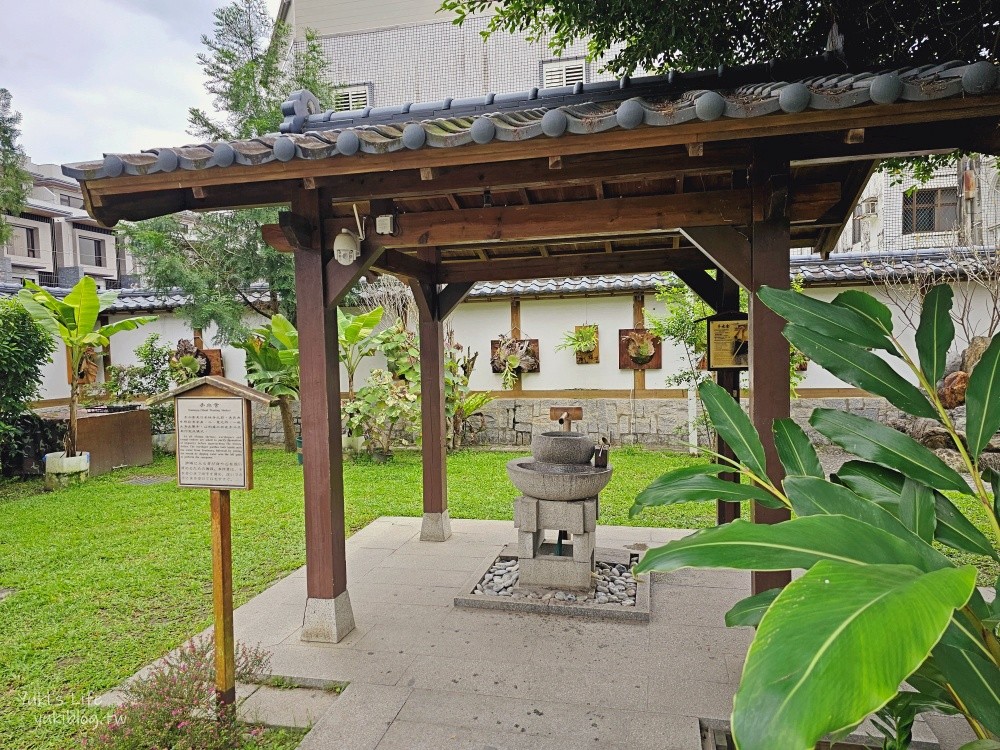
(252, 396, 901, 449)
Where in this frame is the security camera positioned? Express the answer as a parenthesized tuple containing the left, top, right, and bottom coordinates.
(333, 229, 361, 266)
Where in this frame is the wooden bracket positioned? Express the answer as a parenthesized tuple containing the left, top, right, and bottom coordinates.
(548, 155, 563, 170)
(680, 226, 752, 289)
(674, 269, 724, 311)
(438, 282, 475, 319)
(279, 211, 314, 251)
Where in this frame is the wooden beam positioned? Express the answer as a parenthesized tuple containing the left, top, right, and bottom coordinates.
(446, 194, 461, 210)
(322, 198, 393, 308)
(438, 247, 709, 283)
(293, 189, 349, 610)
(367, 192, 753, 249)
(813, 160, 878, 258)
(748, 148, 792, 594)
(680, 225, 752, 289)
(633, 294, 646, 391)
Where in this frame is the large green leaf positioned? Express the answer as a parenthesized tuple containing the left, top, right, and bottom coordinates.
(957, 742, 1000, 749)
(965, 333, 1000, 459)
(732, 562, 976, 750)
(773, 419, 823, 478)
(16, 289, 64, 340)
(986, 468, 1000, 528)
(934, 642, 1000, 737)
(837, 460, 997, 560)
(758, 285, 893, 351)
(698, 380, 767, 480)
(98, 316, 158, 340)
(634, 515, 941, 575)
(831, 290, 894, 336)
(725, 588, 780, 628)
(899, 477, 937, 543)
(811, 409, 972, 494)
(782, 476, 951, 572)
(915, 284, 955, 387)
(63, 275, 101, 339)
(784, 325, 937, 419)
(631, 466, 784, 516)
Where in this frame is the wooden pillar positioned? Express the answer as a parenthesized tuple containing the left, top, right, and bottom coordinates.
(510, 298, 523, 393)
(749, 149, 792, 594)
(293, 190, 354, 642)
(716, 274, 742, 525)
(411, 249, 451, 542)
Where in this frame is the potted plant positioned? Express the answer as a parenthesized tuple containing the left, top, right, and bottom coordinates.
(556, 324, 599, 364)
(18, 277, 156, 489)
(490, 334, 539, 390)
(621, 329, 658, 366)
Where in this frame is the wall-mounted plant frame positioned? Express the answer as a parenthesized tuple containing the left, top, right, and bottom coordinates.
(619, 328, 662, 370)
(556, 324, 600, 364)
(490, 335, 540, 389)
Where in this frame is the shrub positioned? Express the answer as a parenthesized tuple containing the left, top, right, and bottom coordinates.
(0, 299, 55, 473)
(104, 334, 175, 433)
(83, 636, 271, 750)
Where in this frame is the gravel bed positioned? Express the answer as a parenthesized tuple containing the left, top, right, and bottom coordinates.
(472, 554, 640, 607)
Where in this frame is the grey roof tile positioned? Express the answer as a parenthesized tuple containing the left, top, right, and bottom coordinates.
(62, 58, 999, 183)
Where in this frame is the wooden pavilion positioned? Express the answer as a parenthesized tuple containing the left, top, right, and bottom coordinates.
(65, 56, 1000, 641)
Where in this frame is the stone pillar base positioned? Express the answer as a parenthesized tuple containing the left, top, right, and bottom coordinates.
(420, 510, 452, 542)
(301, 591, 355, 643)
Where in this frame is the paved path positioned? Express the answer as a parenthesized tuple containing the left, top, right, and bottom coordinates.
(226, 517, 963, 750)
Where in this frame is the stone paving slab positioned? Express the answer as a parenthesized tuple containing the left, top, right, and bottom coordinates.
(297, 683, 411, 750)
(238, 684, 339, 728)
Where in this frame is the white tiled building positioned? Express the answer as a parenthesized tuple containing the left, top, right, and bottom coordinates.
(1, 159, 136, 289)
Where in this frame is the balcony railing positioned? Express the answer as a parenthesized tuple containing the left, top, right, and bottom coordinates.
(36, 271, 59, 287)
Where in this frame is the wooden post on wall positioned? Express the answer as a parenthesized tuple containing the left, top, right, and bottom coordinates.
(293, 190, 355, 642)
(749, 149, 792, 594)
(632, 293, 646, 392)
(510, 298, 523, 393)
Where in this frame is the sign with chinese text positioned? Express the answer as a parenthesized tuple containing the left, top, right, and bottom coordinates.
(706, 313, 750, 371)
(176, 396, 251, 489)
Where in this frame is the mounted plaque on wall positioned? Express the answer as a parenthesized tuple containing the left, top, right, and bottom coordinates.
(705, 313, 750, 370)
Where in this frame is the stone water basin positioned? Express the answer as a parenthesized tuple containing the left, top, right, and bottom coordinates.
(506, 458, 613, 501)
(530, 431, 595, 465)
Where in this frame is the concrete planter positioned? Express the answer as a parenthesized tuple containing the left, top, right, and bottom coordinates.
(43, 451, 90, 491)
(342, 435, 365, 453)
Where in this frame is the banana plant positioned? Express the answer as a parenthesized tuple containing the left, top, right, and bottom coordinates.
(631, 285, 1000, 750)
(17, 277, 156, 457)
(235, 313, 299, 452)
(338, 306, 384, 399)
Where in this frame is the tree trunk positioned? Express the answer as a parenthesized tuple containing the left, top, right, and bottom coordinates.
(277, 395, 296, 453)
(67, 378, 79, 458)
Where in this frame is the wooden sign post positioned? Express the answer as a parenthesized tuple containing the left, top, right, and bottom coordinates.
(148, 377, 276, 711)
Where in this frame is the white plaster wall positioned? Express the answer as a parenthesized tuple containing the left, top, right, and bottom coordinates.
(447, 301, 508, 391)
(38, 346, 70, 400)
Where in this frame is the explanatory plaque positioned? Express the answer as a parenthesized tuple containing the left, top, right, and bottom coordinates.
(176, 397, 249, 489)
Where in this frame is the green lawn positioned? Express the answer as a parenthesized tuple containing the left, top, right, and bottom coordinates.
(0, 446, 995, 749)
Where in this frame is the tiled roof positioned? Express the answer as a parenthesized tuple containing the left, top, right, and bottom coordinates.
(2, 249, 994, 311)
(62, 59, 1000, 182)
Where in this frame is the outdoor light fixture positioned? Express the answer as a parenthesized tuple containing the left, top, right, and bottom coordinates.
(334, 205, 366, 266)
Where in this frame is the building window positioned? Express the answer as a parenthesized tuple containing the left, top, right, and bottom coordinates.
(902, 188, 957, 234)
(59, 194, 83, 209)
(541, 59, 588, 88)
(5, 225, 39, 258)
(79, 237, 105, 267)
(333, 85, 370, 112)
(851, 204, 863, 245)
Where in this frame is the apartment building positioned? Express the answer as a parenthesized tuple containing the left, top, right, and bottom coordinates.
(1, 159, 136, 289)
(277, 0, 617, 112)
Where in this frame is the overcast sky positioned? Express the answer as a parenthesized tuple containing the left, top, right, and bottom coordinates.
(1, 0, 281, 167)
